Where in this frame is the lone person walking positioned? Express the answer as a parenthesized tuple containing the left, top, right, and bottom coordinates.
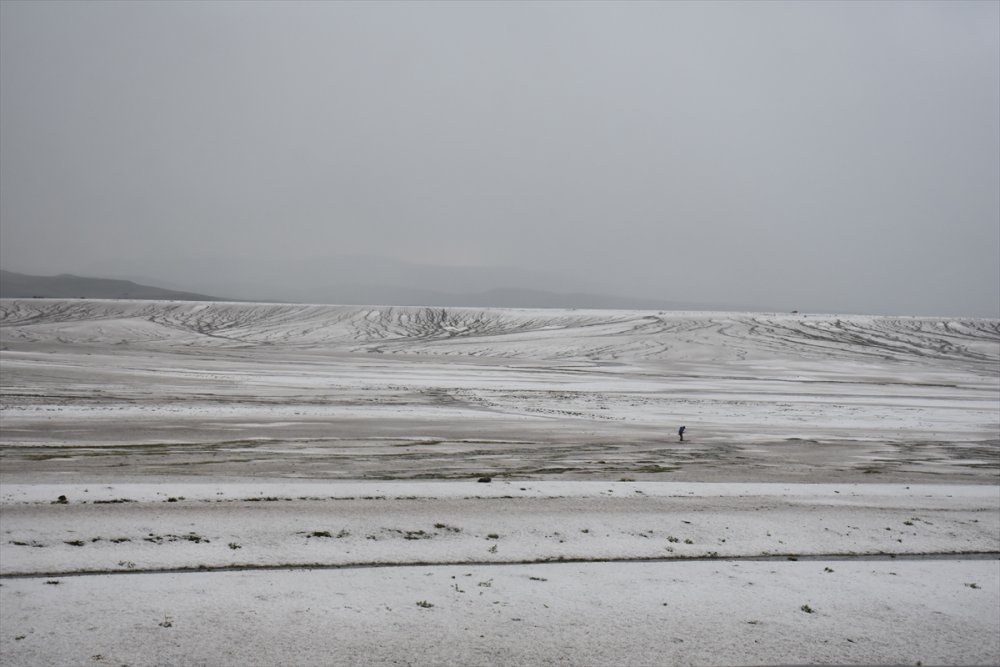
(678, 425, 686, 442)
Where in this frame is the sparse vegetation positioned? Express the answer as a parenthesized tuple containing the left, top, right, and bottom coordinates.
(144, 532, 209, 544)
(9, 540, 45, 548)
(402, 530, 429, 540)
(416, 600, 434, 608)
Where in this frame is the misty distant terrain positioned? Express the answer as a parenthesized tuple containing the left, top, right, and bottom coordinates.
(1, 264, 748, 311)
(0, 270, 225, 302)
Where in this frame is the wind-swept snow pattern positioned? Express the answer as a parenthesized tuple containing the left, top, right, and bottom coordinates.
(1, 299, 997, 482)
(2, 299, 998, 363)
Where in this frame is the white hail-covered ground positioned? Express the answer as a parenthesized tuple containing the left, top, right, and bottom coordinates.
(0, 299, 998, 666)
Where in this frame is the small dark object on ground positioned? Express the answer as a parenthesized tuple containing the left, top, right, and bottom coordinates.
(478, 477, 492, 483)
(53, 495, 68, 505)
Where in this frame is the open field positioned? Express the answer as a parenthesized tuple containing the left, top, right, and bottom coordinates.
(1, 299, 998, 665)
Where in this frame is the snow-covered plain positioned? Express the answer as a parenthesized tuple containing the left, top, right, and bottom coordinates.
(1, 299, 998, 665)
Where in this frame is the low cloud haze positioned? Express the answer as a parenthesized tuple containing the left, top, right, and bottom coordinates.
(1, 1, 997, 316)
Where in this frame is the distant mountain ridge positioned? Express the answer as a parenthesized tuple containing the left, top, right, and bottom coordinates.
(0, 268, 745, 311)
(0, 270, 227, 301)
(77, 254, 757, 311)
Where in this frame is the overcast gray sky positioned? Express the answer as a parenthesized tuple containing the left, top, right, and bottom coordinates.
(1, 0, 998, 316)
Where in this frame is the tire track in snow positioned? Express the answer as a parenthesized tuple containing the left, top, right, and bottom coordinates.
(2, 551, 997, 580)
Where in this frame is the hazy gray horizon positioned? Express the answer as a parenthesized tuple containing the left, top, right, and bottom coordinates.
(2, 1, 998, 317)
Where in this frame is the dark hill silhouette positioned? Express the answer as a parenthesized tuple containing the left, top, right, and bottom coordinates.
(0, 270, 228, 301)
(1, 267, 748, 311)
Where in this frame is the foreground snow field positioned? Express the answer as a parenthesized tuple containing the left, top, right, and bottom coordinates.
(4, 559, 997, 667)
(1, 482, 997, 576)
(1, 300, 998, 665)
